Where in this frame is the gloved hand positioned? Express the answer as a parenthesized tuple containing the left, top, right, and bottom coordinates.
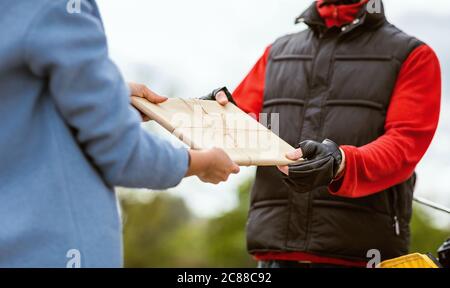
(200, 87, 236, 105)
(281, 139, 344, 193)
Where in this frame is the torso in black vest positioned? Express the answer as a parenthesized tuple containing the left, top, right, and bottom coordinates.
(247, 2, 423, 262)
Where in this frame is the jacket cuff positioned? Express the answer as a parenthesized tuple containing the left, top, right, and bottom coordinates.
(328, 145, 358, 198)
(165, 147, 190, 188)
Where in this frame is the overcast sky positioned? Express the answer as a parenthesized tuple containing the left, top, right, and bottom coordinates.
(97, 0, 450, 226)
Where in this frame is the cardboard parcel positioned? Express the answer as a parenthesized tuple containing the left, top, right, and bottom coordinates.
(132, 97, 299, 166)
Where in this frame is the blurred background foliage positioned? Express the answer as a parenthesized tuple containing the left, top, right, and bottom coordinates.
(120, 179, 449, 268)
(410, 205, 450, 255)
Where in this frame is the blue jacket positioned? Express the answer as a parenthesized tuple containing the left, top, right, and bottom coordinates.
(0, 0, 189, 267)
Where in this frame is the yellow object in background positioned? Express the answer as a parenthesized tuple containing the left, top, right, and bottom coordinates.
(378, 253, 440, 268)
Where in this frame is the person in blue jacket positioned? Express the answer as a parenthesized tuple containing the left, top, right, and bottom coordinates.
(0, 0, 239, 268)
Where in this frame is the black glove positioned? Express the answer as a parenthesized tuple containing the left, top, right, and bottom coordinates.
(200, 87, 236, 105)
(283, 139, 343, 193)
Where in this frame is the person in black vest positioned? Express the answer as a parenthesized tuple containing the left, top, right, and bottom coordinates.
(206, 0, 441, 267)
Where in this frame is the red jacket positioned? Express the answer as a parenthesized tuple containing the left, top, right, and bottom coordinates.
(232, 0, 441, 267)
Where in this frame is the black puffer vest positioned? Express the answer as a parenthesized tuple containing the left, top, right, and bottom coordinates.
(247, 2, 423, 262)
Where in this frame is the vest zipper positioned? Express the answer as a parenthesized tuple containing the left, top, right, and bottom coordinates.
(394, 216, 400, 236)
(384, 191, 400, 236)
(391, 192, 400, 236)
(304, 33, 325, 251)
(298, 31, 324, 143)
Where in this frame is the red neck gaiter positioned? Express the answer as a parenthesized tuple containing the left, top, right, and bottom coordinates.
(316, 0, 368, 28)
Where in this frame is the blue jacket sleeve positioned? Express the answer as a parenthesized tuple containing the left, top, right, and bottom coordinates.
(24, 0, 189, 189)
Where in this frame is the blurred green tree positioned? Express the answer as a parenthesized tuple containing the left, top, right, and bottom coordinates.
(121, 193, 196, 267)
(410, 204, 450, 256)
(120, 180, 255, 268)
(202, 180, 255, 267)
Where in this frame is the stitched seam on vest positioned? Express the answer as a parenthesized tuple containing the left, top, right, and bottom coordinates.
(251, 199, 289, 209)
(325, 99, 384, 110)
(273, 55, 314, 61)
(264, 99, 305, 108)
(334, 55, 392, 61)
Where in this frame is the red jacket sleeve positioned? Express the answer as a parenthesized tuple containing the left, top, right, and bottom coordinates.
(330, 45, 442, 198)
(232, 46, 271, 118)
